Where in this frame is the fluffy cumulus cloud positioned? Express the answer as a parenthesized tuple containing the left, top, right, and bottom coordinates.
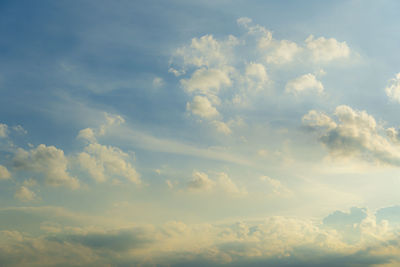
(285, 73, 324, 95)
(266, 40, 301, 64)
(77, 143, 140, 184)
(76, 113, 140, 184)
(186, 95, 219, 118)
(385, 73, 400, 103)
(180, 67, 232, 96)
(13, 144, 79, 189)
(303, 105, 400, 165)
(1, 206, 400, 266)
(305, 35, 350, 62)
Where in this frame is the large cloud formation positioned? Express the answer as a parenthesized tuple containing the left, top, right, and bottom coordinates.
(170, 17, 351, 134)
(0, 206, 399, 266)
(303, 105, 400, 166)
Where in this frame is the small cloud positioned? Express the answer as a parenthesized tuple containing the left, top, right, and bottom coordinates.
(0, 165, 11, 180)
(285, 73, 324, 95)
(187, 171, 215, 192)
(14, 186, 37, 202)
(385, 73, 400, 103)
(213, 120, 232, 135)
(152, 77, 164, 88)
(260, 175, 292, 197)
(0, 123, 8, 138)
(187, 95, 219, 118)
(12, 125, 27, 135)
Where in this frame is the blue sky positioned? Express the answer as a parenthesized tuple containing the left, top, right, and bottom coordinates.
(2, 1, 400, 266)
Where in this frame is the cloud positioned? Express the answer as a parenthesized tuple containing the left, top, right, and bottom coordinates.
(77, 128, 96, 143)
(285, 73, 324, 95)
(2, 208, 400, 267)
(385, 73, 400, 103)
(305, 35, 350, 62)
(266, 40, 301, 64)
(0, 123, 8, 138)
(13, 144, 79, 189)
(171, 17, 353, 137)
(244, 62, 269, 91)
(173, 34, 237, 70)
(180, 67, 232, 96)
(187, 95, 219, 118)
(303, 105, 400, 166)
(14, 186, 36, 202)
(77, 143, 140, 184)
(75, 113, 141, 184)
(217, 172, 247, 195)
(0, 165, 10, 180)
(212, 120, 232, 135)
(187, 171, 216, 192)
(187, 171, 246, 195)
(260, 175, 292, 197)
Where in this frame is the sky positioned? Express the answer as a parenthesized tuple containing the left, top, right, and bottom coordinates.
(2, 0, 400, 266)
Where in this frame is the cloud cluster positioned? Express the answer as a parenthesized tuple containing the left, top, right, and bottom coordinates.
(171, 17, 352, 135)
(1, 206, 399, 266)
(303, 105, 400, 166)
(0, 114, 141, 201)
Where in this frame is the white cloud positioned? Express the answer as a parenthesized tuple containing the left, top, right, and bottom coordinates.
(385, 73, 400, 103)
(174, 34, 237, 69)
(77, 143, 140, 184)
(303, 105, 400, 165)
(217, 172, 247, 195)
(187, 95, 219, 118)
(187, 171, 215, 192)
(180, 68, 231, 96)
(266, 40, 301, 64)
(187, 171, 245, 195)
(306, 35, 350, 62)
(212, 120, 232, 135)
(13, 144, 79, 189)
(302, 110, 337, 129)
(285, 73, 324, 95)
(77, 128, 96, 143)
(237, 17, 272, 48)
(0, 123, 8, 138)
(14, 186, 36, 202)
(244, 62, 268, 91)
(0, 165, 10, 180)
